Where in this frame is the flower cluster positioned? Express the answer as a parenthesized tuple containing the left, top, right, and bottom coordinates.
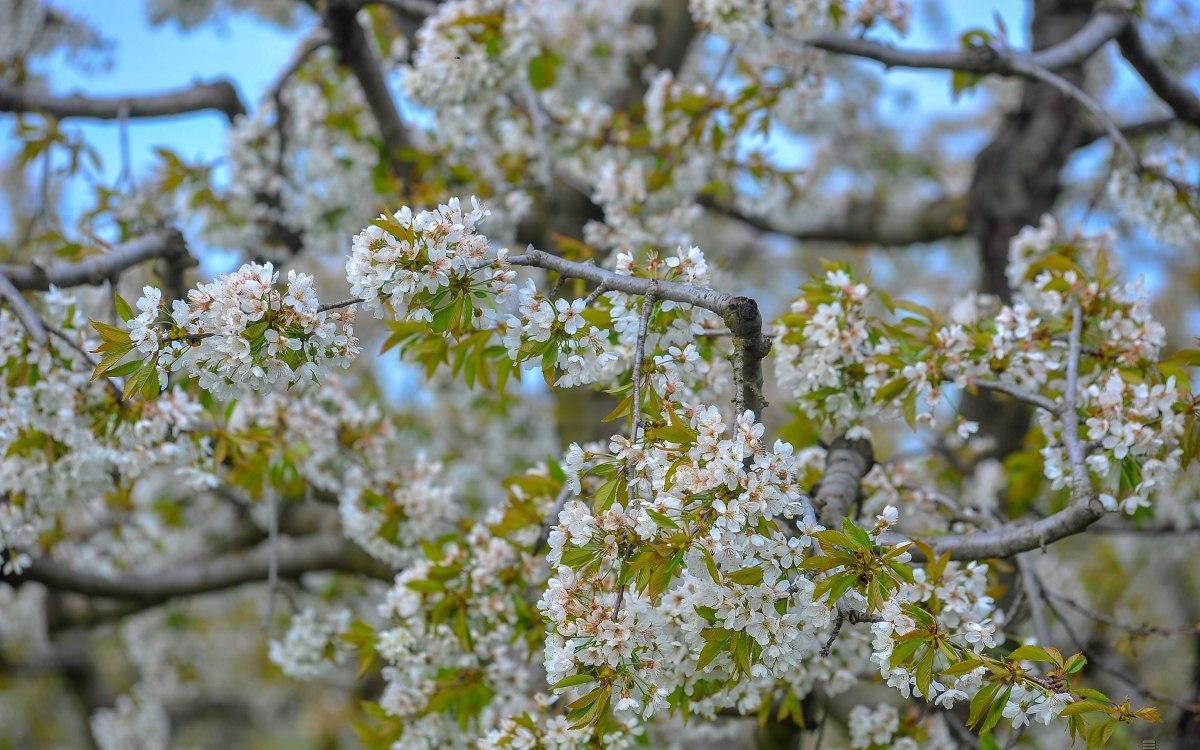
(350, 200, 727, 395)
(777, 219, 1195, 517)
(268, 606, 353, 679)
(361, 481, 560, 748)
(111, 262, 358, 399)
(840, 702, 955, 750)
(346, 197, 500, 321)
(403, 0, 538, 109)
(688, 0, 768, 42)
(90, 688, 170, 750)
(339, 454, 458, 568)
(1108, 149, 1200, 251)
(1, 299, 214, 570)
(541, 403, 834, 723)
(775, 266, 899, 432)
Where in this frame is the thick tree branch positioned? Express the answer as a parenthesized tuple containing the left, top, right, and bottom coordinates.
(1074, 113, 1178, 148)
(320, 0, 412, 178)
(0, 79, 246, 122)
(6, 533, 390, 602)
(0, 229, 193, 290)
(813, 436, 874, 527)
(506, 247, 771, 415)
(885, 497, 1106, 560)
(805, 7, 1129, 77)
(703, 193, 969, 246)
(1117, 24, 1200, 129)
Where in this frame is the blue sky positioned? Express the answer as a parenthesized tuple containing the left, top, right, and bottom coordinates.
(31, 2, 302, 179)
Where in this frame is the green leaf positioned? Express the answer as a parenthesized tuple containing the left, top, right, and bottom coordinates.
(942, 656, 985, 676)
(696, 638, 725, 671)
(550, 673, 596, 690)
(842, 518, 873, 550)
(951, 69, 985, 99)
(91, 319, 131, 345)
(1059, 700, 1109, 717)
(979, 685, 1012, 733)
(645, 508, 679, 530)
(104, 358, 143, 378)
(1064, 653, 1087, 675)
(527, 50, 562, 91)
(1008, 645, 1055, 663)
(593, 474, 624, 513)
(889, 637, 924, 668)
(874, 376, 909, 404)
(968, 682, 1001, 728)
(114, 294, 135, 322)
(700, 546, 721, 582)
(727, 566, 764, 586)
(91, 344, 134, 379)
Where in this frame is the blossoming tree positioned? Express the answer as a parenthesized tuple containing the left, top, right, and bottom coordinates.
(2, 0, 1200, 748)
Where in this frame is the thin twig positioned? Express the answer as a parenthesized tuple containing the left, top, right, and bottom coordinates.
(614, 283, 657, 620)
(533, 484, 573, 555)
(1045, 589, 1199, 638)
(583, 281, 608, 306)
(1040, 582, 1193, 710)
(1007, 57, 1137, 166)
(1062, 302, 1091, 502)
(970, 379, 1060, 415)
(317, 297, 363, 313)
(1016, 554, 1050, 645)
(263, 29, 330, 105)
(820, 611, 845, 658)
(263, 492, 280, 631)
(627, 281, 658, 491)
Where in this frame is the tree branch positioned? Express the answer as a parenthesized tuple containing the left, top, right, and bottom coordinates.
(970, 379, 1060, 415)
(1117, 24, 1200, 129)
(1045, 589, 1199, 638)
(813, 436, 874, 526)
(1016, 553, 1051, 644)
(6, 533, 390, 602)
(804, 7, 1129, 77)
(0, 271, 47, 342)
(702, 193, 969, 246)
(506, 247, 771, 415)
(1006, 54, 1139, 166)
(0, 229, 193, 290)
(886, 498, 1106, 560)
(262, 29, 331, 106)
(0, 79, 246, 122)
(320, 0, 412, 178)
(1074, 113, 1178, 149)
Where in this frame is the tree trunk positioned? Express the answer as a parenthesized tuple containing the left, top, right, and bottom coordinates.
(962, 0, 1095, 460)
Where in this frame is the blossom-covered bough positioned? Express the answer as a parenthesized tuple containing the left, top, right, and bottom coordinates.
(3, 1, 1200, 749)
